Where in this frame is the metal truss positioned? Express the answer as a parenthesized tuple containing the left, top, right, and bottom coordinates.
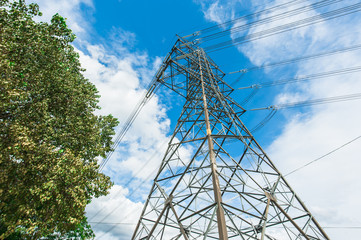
(132, 37, 329, 240)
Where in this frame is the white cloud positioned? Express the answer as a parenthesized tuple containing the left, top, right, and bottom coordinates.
(34, 0, 94, 37)
(86, 185, 143, 240)
(77, 35, 173, 238)
(236, 1, 326, 65)
(203, 1, 231, 24)
(78, 42, 171, 180)
(195, 0, 240, 24)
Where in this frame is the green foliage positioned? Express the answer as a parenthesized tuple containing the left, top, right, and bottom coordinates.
(0, 217, 95, 239)
(0, 221, 23, 240)
(44, 217, 95, 240)
(0, 0, 118, 238)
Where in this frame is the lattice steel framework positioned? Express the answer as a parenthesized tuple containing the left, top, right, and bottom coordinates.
(132, 37, 329, 240)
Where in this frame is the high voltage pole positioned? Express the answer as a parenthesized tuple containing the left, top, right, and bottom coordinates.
(131, 36, 329, 240)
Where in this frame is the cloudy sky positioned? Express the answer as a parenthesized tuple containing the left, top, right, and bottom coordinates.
(31, 0, 361, 239)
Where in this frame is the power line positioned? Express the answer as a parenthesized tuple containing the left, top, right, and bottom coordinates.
(249, 93, 361, 111)
(91, 167, 156, 226)
(204, 2, 361, 52)
(236, 65, 361, 90)
(250, 108, 277, 133)
(239, 87, 260, 105)
(205, 1, 360, 50)
(284, 135, 361, 176)
(198, 0, 341, 43)
(228, 43, 361, 74)
(92, 167, 157, 239)
(98, 92, 150, 171)
(278, 93, 361, 108)
(88, 138, 168, 221)
(95, 151, 206, 237)
(92, 128, 171, 234)
(98, 68, 163, 171)
(185, 0, 314, 37)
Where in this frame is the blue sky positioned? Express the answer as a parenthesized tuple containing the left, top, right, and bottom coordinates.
(31, 0, 361, 239)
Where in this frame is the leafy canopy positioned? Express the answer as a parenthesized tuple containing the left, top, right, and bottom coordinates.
(0, 0, 118, 238)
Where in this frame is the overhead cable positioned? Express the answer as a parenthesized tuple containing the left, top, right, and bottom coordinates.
(89, 137, 169, 221)
(236, 65, 361, 90)
(93, 169, 157, 238)
(229, 43, 361, 74)
(185, 0, 311, 37)
(284, 135, 361, 176)
(98, 65, 166, 171)
(249, 93, 361, 111)
(198, 0, 342, 43)
(204, 2, 361, 52)
(250, 108, 278, 133)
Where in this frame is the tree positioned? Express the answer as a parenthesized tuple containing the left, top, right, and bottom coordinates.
(0, 0, 118, 238)
(44, 217, 95, 240)
(0, 217, 95, 240)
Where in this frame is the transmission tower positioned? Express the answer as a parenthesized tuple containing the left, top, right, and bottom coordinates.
(131, 37, 329, 240)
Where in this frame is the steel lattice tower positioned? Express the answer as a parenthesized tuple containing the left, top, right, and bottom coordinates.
(132, 37, 329, 240)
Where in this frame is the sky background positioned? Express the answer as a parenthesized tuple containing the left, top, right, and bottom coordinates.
(29, 0, 361, 239)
